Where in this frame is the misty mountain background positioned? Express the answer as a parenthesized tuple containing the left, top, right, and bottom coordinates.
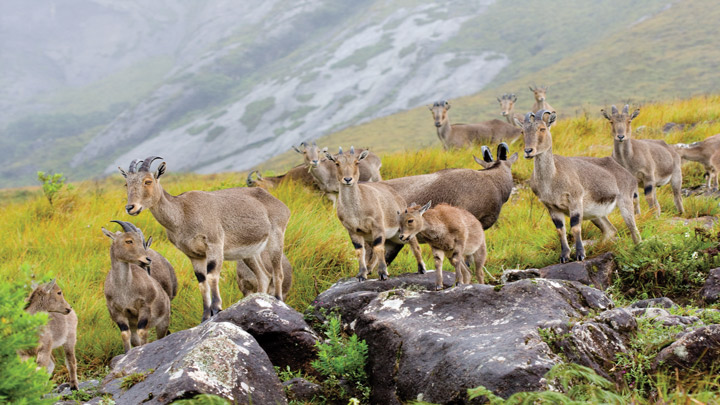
(1, 0, 717, 188)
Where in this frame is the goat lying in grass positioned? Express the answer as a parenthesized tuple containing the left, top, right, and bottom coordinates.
(21, 279, 78, 390)
(398, 201, 487, 290)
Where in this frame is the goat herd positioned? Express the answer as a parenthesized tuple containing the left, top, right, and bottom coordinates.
(22, 86, 720, 391)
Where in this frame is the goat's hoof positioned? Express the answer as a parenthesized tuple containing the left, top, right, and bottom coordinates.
(576, 254, 586, 261)
(435, 285, 444, 291)
(417, 266, 426, 274)
(357, 276, 366, 282)
(380, 273, 388, 281)
(560, 256, 569, 264)
(210, 308, 222, 317)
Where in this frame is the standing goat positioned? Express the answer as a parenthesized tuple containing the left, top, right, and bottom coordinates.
(293, 142, 382, 202)
(102, 221, 174, 352)
(429, 100, 521, 149)
(497, 93, 524, 127)
(674, 134, 720, 190)
(21, 280, 78, 390)
(325, 147, 423, 281)
(518, 110, 641, 263)
(398, 202, 487, 290)
(529, 85, 555, 113)
(120, 157, 290, 322)
(381, 143, 517, 266)
(602, 105, 684, 216)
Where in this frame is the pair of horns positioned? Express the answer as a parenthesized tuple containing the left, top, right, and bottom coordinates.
(432, 100, 449, 107)
(127, 156, 163, 174)
(337, 146, 357, 155)
(610, 105, 630, 115)
(111, 220, 150, 249)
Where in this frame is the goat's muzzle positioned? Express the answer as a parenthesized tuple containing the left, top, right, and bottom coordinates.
(125, 204, 142, 216)
(616, 135, 626, 142)
(502, 111, 508, 116)
(64, 307, 72, 315)
(343, 177, 354, 186)
(311, 160, 319, 167)
(524, 148, 535, 159)
(434, 122, 441, 127)
(539, 97, 545, 102)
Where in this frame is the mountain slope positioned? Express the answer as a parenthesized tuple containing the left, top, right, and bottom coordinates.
(260, 0, 720, 172)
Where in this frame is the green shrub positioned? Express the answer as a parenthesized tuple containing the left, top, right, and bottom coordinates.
(0, 281, 53, 404)
(311, 314, 370, 403)
(36, 171, 67, 206)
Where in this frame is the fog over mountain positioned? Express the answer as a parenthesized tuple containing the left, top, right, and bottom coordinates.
(0, 0, 701, 187)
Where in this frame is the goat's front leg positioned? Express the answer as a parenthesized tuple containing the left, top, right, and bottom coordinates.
(190, 257, 213, 322)
(549, 210, 571, 263)
(63, 342, 79, 390)
(351, 233, 369, 282)
(115, 317, 132, 353)
(643, 182, 661, 217)
(136, 306, 152, 346)
(408, 237, 427, 274)
(449, 250, 470, 285)
(568, 207, 585, 261)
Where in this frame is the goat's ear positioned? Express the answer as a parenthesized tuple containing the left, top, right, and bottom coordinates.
(118, 167, 128, 178)
(292, 145, 303, 154)
(630, 109, 640, 121)
(497, 143, 509, 161)
(427, 104, 433, 111)
(420, 200, 432, 214)
(145, 236, 153, 249)
(321, 147, 328, 153)
(102, 227, 116, 240)
(473, 155, 491, 169)
(512, 95, 517, 102)
(156, 162, 166, 179)
(507, 152, 519, 165)
(324, 152, 335, 162)
(529, 86, 534, 91)
(444, 102, 451, 110)
(358, 150, 369, 161)
(513, 117, 523, 127)
(601, 109, 612, 121)
(497, 97, 501, 103)
(397, 210, 402, 216)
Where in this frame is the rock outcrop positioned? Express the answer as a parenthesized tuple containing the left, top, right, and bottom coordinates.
(100, 321, 286, 404)
(213, 293, 320, 374)
(501, 252, 616, 290)
(653, 325, 720, 371)
(701, 268, 720, 304)
(311, 275, 625, 403)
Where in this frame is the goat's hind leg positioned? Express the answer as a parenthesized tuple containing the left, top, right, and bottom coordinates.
(671, 168, 685, 214)
(590, 217, 617, 242)
(619, 197, 642, 244)
(190, 257, 213, 322)
(432, 249, 446, 290)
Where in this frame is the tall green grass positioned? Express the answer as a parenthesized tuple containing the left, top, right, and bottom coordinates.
(2, 95, 720, 387)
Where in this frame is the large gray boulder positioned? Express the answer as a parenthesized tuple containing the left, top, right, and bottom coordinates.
(100, 321, 286, 404)
(701, 268, 720, 304)
(653, 325, 720, 371)
(312, 276, 618, 403)
(212, 293, 320, 373)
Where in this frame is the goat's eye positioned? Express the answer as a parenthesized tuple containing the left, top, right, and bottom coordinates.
(540, 128, 546, 132)
(408, 219, 414, 223)
(57, 291, 62, 295)
(144, 180, 152, 185)
(125, 240, 133, 244)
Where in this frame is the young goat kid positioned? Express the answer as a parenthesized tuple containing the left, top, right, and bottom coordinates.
(529, 85, 555, 114)
(602, 105, 684, 216)
(518, 110, 641, 263)
(102, 220, 174, 352)
(21, 280, 78, 390)
(398, 202, 487, 290)
(326, 147, 423, 281)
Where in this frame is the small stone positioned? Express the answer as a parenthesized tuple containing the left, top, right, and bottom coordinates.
(283, 377, 322, 401)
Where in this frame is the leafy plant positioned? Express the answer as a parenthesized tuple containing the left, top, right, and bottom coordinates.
(36, 171, 67, 206)
(311, 314, 370, 403)
(0, 281, 53, 404)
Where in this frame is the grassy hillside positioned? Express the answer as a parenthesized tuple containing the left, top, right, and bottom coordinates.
(261, 0, 720, 173)
(3, 95, 720, 400)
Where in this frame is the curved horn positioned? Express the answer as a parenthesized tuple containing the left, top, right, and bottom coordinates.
(524, 112, 535, 123)
(481, 145, 493, 162)
(139, 156, 163, 172)
(111, 220, 137, 234)
(128, 159, 139, 174)
(350, 146, 355, 155)
(611, 105, 618, 115)
(247, 170, 257, 186)
(622, 104, 630, 114)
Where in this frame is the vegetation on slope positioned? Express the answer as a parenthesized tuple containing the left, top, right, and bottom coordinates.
(2, 96, 720, 401)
